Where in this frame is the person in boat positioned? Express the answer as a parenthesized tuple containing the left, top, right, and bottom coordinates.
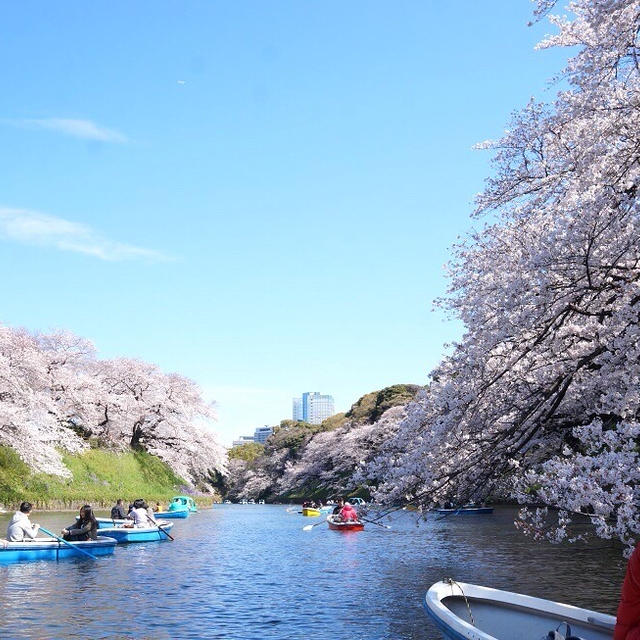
(110, 499, 129, 521)
(155, 502, 162, 513)
(339, 501, 359, 522)
(143, 501, 157, 524)
(62, 505, 98, 541)
(6, 501, 40, 542)
(127, 499, 156, 528)
(615, 541, 640, 640)
(332, 498, 345, 516)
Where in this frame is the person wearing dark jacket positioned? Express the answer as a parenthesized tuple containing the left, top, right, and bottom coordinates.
(332, 498, 345, 516)
(110, 499, 128, 521)
(62, 505, 98, 541)
(615, 542, 640, 640)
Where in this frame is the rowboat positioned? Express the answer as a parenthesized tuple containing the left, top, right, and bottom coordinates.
(302, 507, 321, 517)
(327, 515, 364, 531)
(170, 496, 198, 512)
(0, 536, 117, 563)
(94, 521, 173, 543)
(424, 580, 615, 640)
(433, 506, 494, 515)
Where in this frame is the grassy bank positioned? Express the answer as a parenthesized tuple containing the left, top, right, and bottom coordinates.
(0, 446, 215, 511)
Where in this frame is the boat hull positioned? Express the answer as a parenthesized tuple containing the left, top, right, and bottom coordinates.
(424, 580, 615, 640)
(327, 515, 364, 531)
(155, 510, 189, 519)
(0, 536, 117, 563)
(302, 508, 321, 517)
(95, 522, 173, 543)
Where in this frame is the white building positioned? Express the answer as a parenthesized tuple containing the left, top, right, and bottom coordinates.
(253, 425, 273, 444)
(232, 435, 255, 447)
(292, 391, 335, 425)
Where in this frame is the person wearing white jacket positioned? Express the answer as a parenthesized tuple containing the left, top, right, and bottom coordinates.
(6, 502, 40, 541)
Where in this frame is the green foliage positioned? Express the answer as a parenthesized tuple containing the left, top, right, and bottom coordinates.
(0, 446, 187, 509)
(320, 413, 347, 431)
(346, 384, 422, 423)
(228, 442, 265, 463)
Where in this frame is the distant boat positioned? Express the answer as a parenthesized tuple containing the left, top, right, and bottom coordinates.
(347, 497, 366, 507)
(170, 496, 198, 512)
(95, 521, 174, 543)
(223, 500, 231, 504)
(433, 505, 493, 515)
(258, 499, 265, 504)
(0, 536, 117, 563)
(302, 507, 321, 517)
(327, 515, 364, 532)
(240, 499, 248, 505)
(424, 579, 615, 640)
(248, 499, 255, 504)
(319, 505, 333, 513)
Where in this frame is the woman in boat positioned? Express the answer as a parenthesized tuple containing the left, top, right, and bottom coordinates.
(615, 542, 640, 640)
(128, 499, 156, 527)
(62, 505, 98, 541)
(6, 501, 40, 542)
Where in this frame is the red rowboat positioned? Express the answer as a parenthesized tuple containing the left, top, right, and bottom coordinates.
(327, 515, 364, 532)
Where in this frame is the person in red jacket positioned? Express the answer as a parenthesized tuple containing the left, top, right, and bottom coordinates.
(615, 542, 640, 640)
(340, 502, 359, 522)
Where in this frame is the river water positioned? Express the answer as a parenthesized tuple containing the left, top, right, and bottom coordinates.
(0, 505, 625, 639)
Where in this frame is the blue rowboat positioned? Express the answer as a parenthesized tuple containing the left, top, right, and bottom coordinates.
(0, 536, 117, 564)
(424, 580, 615, 640)
(96, 521, 173, 543)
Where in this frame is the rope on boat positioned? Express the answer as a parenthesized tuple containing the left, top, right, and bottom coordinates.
(445, 578, 475, 627)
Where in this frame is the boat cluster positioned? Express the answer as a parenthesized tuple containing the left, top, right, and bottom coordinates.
(0, 495, 199, 564)
(300, 497, 366, 532)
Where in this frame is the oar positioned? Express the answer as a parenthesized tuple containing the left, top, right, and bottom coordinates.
(39, 527, 96, 560)
(359, 517, 391, 530)
(303, 517, 329, 531)
(146, 515, 174, 541)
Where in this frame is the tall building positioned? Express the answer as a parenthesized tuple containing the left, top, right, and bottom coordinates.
(292, 391, 335, 425)
(253, 425, 273, 444)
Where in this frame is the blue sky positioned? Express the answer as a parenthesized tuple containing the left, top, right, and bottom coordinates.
(0, 2, 569, 444)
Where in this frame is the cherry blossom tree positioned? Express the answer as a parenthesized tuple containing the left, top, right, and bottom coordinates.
(0, 323, 225, 487)
(370, 0, 640, 548)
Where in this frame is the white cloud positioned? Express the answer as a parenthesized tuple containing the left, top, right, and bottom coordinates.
(7, 118, 128, 143)
(0, 207, 167, 261)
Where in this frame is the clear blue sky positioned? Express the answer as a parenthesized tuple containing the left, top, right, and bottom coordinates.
(0, 2, 568, 445)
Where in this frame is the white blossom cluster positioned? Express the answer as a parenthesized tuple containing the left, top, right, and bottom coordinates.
(368, 0, 640, 547)
(0, 324, 225, 486)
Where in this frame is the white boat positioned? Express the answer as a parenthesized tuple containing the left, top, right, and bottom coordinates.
(424, 580, 615, 640)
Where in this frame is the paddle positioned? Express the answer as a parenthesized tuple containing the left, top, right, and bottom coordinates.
(146, 515, 174, 541)
(303, 517, 330, 531)
(39, 527, 96, 560)
(359, 517, 391, 529)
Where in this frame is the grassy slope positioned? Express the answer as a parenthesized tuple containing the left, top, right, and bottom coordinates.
(0, 446, 197, 510)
